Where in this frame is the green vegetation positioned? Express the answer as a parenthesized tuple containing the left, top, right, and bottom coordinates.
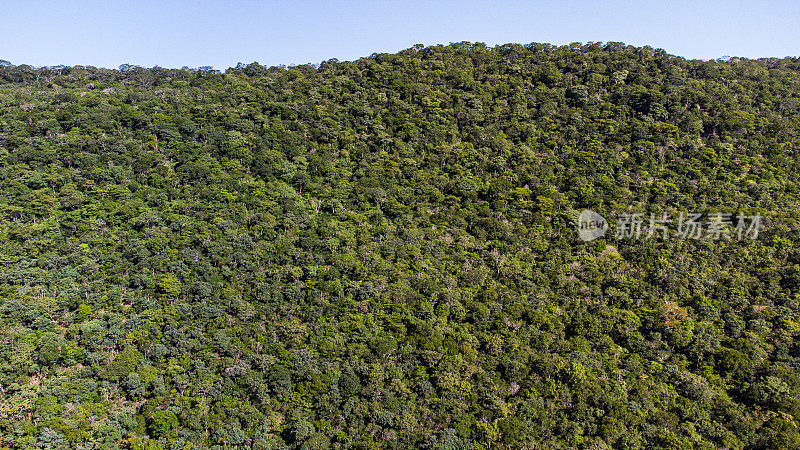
(1, 42, 800, 448)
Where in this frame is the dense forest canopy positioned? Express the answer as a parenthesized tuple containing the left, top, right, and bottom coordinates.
(1, 41, 800, 449)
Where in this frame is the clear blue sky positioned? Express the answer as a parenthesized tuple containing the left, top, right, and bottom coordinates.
(2, 0, 798, 70)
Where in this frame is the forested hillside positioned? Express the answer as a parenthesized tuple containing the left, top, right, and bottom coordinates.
(2, 42, 800, 449)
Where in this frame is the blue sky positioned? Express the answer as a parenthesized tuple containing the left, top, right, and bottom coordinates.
(2, 0, 798, 70)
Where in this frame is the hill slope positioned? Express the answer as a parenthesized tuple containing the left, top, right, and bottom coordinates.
(1, 42, 800, 448)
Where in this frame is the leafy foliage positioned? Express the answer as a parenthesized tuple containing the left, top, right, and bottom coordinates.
(1, 42, 800, 448)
